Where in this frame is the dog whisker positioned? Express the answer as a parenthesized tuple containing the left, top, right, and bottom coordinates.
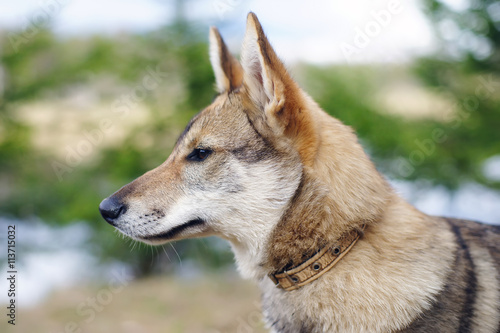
(169, 243, 182, 266)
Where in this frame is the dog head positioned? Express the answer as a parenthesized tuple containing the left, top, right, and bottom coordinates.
(99, 13, 315, 253)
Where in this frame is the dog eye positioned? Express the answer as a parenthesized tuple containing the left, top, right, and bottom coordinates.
(187, 148, 212, 162)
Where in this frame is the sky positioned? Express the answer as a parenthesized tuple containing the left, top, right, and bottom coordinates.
(0, 0, 438, 64)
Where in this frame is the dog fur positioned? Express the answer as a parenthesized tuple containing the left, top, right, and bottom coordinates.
(100, 13, 500, 332)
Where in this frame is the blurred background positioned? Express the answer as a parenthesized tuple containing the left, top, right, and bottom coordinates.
(0, 0, 499, 332)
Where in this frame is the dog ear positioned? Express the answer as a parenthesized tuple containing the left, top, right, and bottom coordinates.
(241, 13, 318, 165)
(241, 12, 305, 136)
(209, 27, 243, 93)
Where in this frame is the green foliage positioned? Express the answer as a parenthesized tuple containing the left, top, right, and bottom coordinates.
(414, 0, 500, 188)
(421, 0, 500, 72)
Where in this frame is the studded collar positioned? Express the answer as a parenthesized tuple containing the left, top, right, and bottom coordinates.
(268, 225, 366, 291)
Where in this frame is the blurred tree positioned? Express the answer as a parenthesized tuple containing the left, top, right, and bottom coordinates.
(413, 0, 500, 188)
(421, 0, 499, 72)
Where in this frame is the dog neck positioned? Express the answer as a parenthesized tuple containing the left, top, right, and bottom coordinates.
(263, 172, 364, 272)
(268, 224, 366, 291)
(262, 164, 388, 280)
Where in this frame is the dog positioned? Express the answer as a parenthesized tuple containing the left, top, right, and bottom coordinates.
(99, 12, 500, 332)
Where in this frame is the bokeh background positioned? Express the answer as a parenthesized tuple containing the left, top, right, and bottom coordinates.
(0, 0, 499, 332)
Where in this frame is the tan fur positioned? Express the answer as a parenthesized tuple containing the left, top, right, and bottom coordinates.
(100, 12, 500, 332)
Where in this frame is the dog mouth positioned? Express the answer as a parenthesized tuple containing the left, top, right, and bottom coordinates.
(140, 218, 206, 242)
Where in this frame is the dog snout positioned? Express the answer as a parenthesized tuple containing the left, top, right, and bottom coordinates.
(99, 196, 127, 225)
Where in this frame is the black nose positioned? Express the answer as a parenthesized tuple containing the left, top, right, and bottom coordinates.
(99, 197, 127, 225)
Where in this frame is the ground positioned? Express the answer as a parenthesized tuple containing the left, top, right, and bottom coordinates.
(2, 274, 268, 333)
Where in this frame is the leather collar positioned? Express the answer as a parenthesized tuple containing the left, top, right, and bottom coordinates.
(268, 225, 366, 291)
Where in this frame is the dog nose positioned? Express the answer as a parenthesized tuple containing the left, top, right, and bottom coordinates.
(99, 197, 127, 225)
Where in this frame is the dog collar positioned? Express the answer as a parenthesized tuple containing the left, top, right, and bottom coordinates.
(268, 225, 366, 291)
